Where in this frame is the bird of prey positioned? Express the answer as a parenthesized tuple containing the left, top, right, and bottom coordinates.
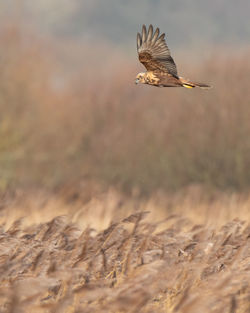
(136, 25, 211, 89)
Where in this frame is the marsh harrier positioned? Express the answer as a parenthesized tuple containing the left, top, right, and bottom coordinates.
(136, 25, 211, 89)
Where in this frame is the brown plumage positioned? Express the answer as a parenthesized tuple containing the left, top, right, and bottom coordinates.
(135, 25, 211, 89)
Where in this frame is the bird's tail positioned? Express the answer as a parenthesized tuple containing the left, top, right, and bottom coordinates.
(179, 77, 211, 89)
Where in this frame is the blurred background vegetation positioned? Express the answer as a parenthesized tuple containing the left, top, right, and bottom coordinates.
(0, 1, 250, 195)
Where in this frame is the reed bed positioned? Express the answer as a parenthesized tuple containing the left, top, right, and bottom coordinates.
(0, 188, 250, 312)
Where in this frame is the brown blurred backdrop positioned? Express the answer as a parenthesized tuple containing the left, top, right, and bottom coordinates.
(0, 1, 250, 196)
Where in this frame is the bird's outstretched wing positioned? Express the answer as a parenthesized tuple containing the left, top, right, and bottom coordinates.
(137, 24, 178, 77)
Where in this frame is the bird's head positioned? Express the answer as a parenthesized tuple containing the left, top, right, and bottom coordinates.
(135, 72, 146, 84)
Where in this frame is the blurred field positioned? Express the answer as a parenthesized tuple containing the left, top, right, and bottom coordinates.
(1, 24, 250, 193)
(1, 22, 250, 312)
(1, 186, 250, 230)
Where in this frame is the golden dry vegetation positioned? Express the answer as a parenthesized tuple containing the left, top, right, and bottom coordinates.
(0, 188, 250, 313)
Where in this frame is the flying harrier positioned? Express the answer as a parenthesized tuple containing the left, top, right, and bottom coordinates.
(136, 25, 211, 89)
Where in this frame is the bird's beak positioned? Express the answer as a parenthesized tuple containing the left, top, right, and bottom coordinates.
(135, 78, 139, 84)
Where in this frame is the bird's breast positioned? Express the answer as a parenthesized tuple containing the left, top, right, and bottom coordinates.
(145, 72, 160, 85)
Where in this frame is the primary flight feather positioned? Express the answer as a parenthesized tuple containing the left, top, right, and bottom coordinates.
(135, 24, 211, 89)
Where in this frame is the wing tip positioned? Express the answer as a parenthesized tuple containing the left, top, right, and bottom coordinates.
(200, 85, 212, 90)
(197, 83, 212, 89)
(142, 24, 147, 42)
(139, 24, 162, 41)
(137, 32, 142, 49)
(158, 33, 165, 41)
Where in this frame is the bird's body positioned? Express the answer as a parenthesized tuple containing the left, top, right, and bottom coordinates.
(136, 25, 211, 89)
(137, 71, 182, 87)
